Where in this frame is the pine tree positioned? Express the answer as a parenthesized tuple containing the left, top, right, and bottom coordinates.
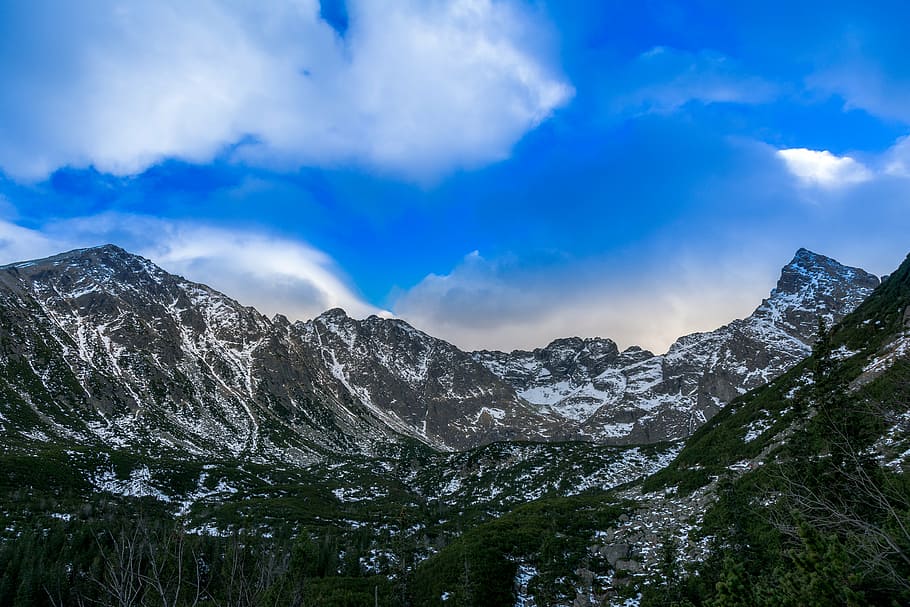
(707, 558, 751, 607)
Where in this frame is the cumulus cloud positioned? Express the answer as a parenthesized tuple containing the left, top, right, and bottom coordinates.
(393, 250, 776, 354)
(0, 0, 572, 181)
(777, 148, 873, 189)
(613, 47, 778, 115)
(0, 214, 381, 321)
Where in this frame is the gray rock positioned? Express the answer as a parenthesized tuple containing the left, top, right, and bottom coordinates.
(476, 248, 878, 445)
(614, 559, 642, 573)
(602, 544, 631, 567)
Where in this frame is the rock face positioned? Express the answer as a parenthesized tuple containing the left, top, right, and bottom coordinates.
(0, 245, 881, 455)
(473, 249, 880, 444)
(293, 310, 567, 450)
(0, 245, 399, 461)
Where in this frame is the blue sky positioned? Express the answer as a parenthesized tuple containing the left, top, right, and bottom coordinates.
(1, 0, 909, 352)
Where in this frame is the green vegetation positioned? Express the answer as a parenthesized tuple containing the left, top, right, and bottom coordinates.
(0, 433, 659, 606)
(411, 493, 624, 606)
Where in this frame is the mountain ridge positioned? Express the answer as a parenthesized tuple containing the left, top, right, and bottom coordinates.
(0, 244, 881, 453)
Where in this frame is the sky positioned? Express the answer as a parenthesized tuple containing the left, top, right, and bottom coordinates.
(1, 0, 909, 353)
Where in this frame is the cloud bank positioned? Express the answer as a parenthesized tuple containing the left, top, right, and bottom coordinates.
(393, 250, 777, 354)
(0, 0, 572, 181)
(394, 137, 910, 353)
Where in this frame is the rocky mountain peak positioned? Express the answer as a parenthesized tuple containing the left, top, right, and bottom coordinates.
(0, 245, 400, 460)
(474, 247, 881, 444)
(774, 248, 879, 298)
(532, 336, 620, 377)
(296, 302, 561, 449)
(753, 248, 880, 341)
(318, 307, 349, 320)
(8, 244, 137, 272)
(542, 336, 618, 354)
(1, 244, 180, 309)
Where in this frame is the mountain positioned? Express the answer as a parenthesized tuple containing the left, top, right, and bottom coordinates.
(585, 250, 910, 606)
(294, 309, 570, 449)
(0, 245, 402, 461)
(408, 252, 909, 607)
(474, 248, 880, 443)
(307, 247, 877, 446)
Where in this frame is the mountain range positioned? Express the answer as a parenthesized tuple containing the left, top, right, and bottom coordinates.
(0, 244, 879, 456)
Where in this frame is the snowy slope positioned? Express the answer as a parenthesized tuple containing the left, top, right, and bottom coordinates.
(294, 309, 568, 450)
(0, 245, 403, 460)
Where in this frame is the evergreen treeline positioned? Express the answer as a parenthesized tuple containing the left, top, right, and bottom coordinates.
(0, 491, 625, 607)
(0, 514, 400, 607)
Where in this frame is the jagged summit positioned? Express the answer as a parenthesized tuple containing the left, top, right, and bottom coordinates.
(753, 249, 880, 341)
(0, 245, 401, 460)
(539, 336, 619, 355)
(0, 243, 177, 308)
(75, 243, 129, 256)
(299, 303, 562, 449)
(6, 243, 165, 283)
(474, 247, 881, 443)
(774, 247, 879, 297)
(318, 307, 349, 320)
(791, 246, 823, 261)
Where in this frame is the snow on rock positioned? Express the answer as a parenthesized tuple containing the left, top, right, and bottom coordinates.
(513, 563, 539, 607)
(0, 245, 880, 454)
(863, 332, 910, 377)
(296, 308, 565, 450)
(0, 245, 402, 460)
(94, 466, 171, 502)
(743, 416, 774, 443)
(477, 249, 878, 445)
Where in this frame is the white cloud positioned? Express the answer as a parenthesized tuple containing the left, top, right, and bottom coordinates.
(777, 148, 873, 189)
(0, 1, 572, 182)
(134, 225, 385, 321)
(883, 135, 910, 177)
(393, 250, 774, 353)
(0, 220, 61, 265)
(0, 214, 382, 321)
(613, 47, 778, 115)
(809, 61, 910, 125)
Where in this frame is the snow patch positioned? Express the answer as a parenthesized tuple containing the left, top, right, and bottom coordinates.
(743, 417, 774, 443)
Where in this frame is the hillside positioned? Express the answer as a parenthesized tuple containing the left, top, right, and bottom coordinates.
(588, 252, 910, 606)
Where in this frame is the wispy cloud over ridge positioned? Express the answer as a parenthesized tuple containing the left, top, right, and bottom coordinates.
(393, 249, 777, 353)
(0, 214, 381, 322)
